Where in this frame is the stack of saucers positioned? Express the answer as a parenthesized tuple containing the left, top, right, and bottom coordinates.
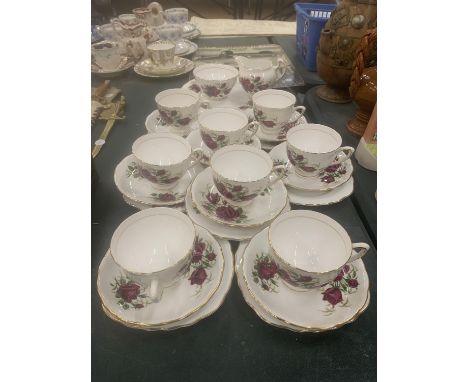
(269, 123, 355, 207)
(235, 210, 371, 332)
(98, 207, 234, 330)
(114, 133, 204, 211)
(187, 144, 290, 241)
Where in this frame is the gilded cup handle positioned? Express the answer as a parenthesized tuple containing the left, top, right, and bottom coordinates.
(244, 121, 259, 142)
(348, 243, 370, 263)
(290, 106, 306, 123)
(187, 148, 203, 169)
(334, 146, 355, 165)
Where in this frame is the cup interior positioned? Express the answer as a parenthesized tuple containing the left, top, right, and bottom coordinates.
(156, 89, 198, 108)
(211, 146, 272, 182)
(111, 208, 194, 273)
(194, 64, 238, 81)
(287, 124, 341, 153)
(199, 108, 246, 132)
(253, 90, 295, 109)
(269, 211, 351, 273)
(132, 134, 191, 165)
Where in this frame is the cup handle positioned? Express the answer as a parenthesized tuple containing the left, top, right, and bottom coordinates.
(244, 121, 259, 143)
(267, 164, 287, 187)
(289, 106, 306, 123)
(274, 59, 287, 81)
(149, 279, 163, 302)
(348, 243, 370, 263)
(187, 148, 203, 169)
(334, 146, 355, 165)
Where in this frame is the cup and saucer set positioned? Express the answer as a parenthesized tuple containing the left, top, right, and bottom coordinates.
(97, 207, 234, 330)
(91, 40, 135, 77)
(164, 7, 201, 40)
(156, 23, 198, 56)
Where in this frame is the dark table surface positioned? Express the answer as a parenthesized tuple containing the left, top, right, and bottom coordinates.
(92, 36, 376, 382)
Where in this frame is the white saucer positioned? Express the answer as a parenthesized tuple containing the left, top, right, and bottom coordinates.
(239, 228, 370, 331)
(134, 57, 194, 78)
(186, 129, 262, 166)
(91, 56, 134, 77)
(122, 195, 186, 213)
(137, 56, 187, 75)
(145, 109, 199, 137)
(98, 224, 224, 328)
(186, 184, 291, 241)
(270, 142, 353, 191)
(255, 112, 308, 143)
(287, 177, 354, 206)
(114, 154, 203, 206)
(176, 39, 198, 56)
(191, 167, 287, 228)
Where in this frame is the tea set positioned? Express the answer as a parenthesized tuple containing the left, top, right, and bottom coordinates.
(99, 55, 371, 331)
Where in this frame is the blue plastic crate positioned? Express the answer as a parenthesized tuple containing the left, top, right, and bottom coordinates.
(295, 2, 336, 71)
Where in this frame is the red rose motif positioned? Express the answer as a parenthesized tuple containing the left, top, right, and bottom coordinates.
(257, 261, 278, 280)
(262, 120, 276, 128)
(159, 193, 176, 202)
(214, 181, 233, 199)
(321, 175, 335, 183)
(325, 164, 340, 173)
(141, 168, 158, 183)
(189, 84, 201, 93)
(177, 117, 191, 126)
(201, 132, 218, 150)
(215, 205, 240, 221)
(192, 239, 206, 263)
(322, 287, 343, 306)
(348, 279, 359, 288)
(117, 283, 140, 303)
(232, 185, 243, 192)
(339, 168, 347, 175)
(203, 85, 221, 97)
(206, 252, 216, 261)
(189, 268, 207, 285)
(206, 192, 220, 204)
(334, 273, 343, 282)
(342, 265, 350, 274)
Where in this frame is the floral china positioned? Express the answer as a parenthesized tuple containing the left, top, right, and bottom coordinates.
(235, 56, 286, 95)
(185, 184, 291, 241)
(134, 56, 194, 79)
(112, 15, 145, 38)
(252, 89, 305, 138)
(211, 145, 286, 207)
(287, 177, 354, 207)
(91, 41, 122, 70)
(110, 208, 196, 302)
(193, 64, 239, 100)
(114, 154, 203, 206)
(91, 56, 134, 77)
(235, 240, 370, 332)
(132, 133, 202, 190)
(138, 56, 186, 75)
(255, 111, 307, 143)
(155, 24, 189, 55)
(287, 124, 355, 178)
(100, 237, 233, 330)
(270, 142, 353, 191)
(191, 167, 287, 228)
(122, 194, 186, 213)
(147, 41, 175, 68)
(183, 27, 201, 40)
(99, 223, 224, 327)
(165, 8, 189, 24)
(133, 6, 164, 27)
(155, 88, 200, 136)
(175, 39, 198, 57)
(186, 129, 261, 166)
(145, 109, 199, 137)
(268, 210, 369, 290)
(199, 108, 258, 151)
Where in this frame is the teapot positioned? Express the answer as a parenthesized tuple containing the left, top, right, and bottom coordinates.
(235, 56, 286, 95)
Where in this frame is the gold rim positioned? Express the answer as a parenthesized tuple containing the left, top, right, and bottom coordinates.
(97, 228, 224, 327)
(237, 240, 370, 331)
(287, 178, 354, 207)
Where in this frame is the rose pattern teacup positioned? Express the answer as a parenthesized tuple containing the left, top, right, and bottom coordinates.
(132, 133, 202, 190)
(164, 8, 189, 24)
(268, 210, 369, 290)
(286, 124, 355, 177)
(210, 145, 286, 207)
(193, 64, 239, 100)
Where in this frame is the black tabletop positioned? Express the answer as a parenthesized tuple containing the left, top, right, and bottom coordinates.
(92, 36, 376, 382)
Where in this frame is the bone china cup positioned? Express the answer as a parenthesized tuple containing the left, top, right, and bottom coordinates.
(91, 41, 122, 70)
(155, 88, 200, 135)
(147, 41, 175, 67)
(286, 124, 355, 177)
(252, 89, 306, 137)
(268, 210, 370, 290)
(210, 145, 286, 207)
(110, 207, 195, 302)
(193, 64, 239, 100)
(132, 133, 202, 189)
(199, 108, 259, 151)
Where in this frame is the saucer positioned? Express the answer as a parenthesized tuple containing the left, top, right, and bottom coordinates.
(239, 228, 370, 331)
(145, 109, 199, 137)
(186, 184, 291, 241)
(134, 57, 194, 78)
(91, 56, 134, 77)
(122, 195, 186, 213)
(137, 56, 188, 75)
(260, 140, 278, 152)
(270, 142, 353, 191)
(98, 224, 225, 328)
(183, 28, 201, 40)
(287, 177, 354, 206)
(186, 129, 262, 166)
(114, 154, 203, 206)
(182, 22, 196, 34)
(191, 167, 287, 228)
(182, 79, 253, 120)
(176, 39, 198, 56)
(255, 112, 308, 143)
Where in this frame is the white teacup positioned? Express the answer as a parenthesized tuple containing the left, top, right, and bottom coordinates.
(268, 210, 370, 290)
(199, 108, 259, 151)
(210, 145, 286, 207)
(147, 41, 175, 67)
(193, 64, 239, 100)
(91, 41, 122, 70)
(252, 89, 306, 137)
(165, 8, 189, 24)
(286, 124, 355, 177)
(110, 207, 196, 302)
(132, 133, 202, 190)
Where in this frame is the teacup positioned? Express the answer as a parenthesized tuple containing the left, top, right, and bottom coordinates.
(268, 210, 369, 290)
(110, 207, 196, 302)
(210, 145, 286, 207)
(118, 13, 139, 26)
(252, 89, 305, 137)
(286, 124, 355, 177)
(132, 133, 202, 190)
(156, 24, 183, 41)
(147, 41, 175, 67)
(199, 108, 259, 151)
(193, 64, 239, 100)
(91, 41, 122, 70)
(165, 8, 189, 24)
(155, 88, 200, 136)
